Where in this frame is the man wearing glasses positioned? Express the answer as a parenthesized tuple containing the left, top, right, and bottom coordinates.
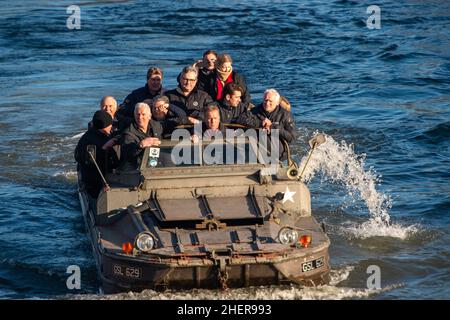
(165, 66, 213, 124)
(148, 95, 188, 138)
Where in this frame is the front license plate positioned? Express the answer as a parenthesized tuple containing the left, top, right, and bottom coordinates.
(113, 264, 142, 279)
(301, 257, 325, 272)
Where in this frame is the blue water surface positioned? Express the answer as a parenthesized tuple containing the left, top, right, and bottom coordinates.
(0, 0, 449, 299)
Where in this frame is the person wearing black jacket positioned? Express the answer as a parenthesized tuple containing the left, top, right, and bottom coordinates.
(117, 67, 165, 121)
(190, 104, 226, 143)
(150, 95, 188, 138)
(218, 83, 255, 127)
(165, 66, 213, 122)
(75, 110, 119, 198)
(204, 54, 251, 107)
(193, 49, 218, 92)
(251, 89, 296, 160)
(120, 102, 162, 170)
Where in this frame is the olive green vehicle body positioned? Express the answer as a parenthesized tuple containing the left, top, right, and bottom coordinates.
(78, 139, 330, 293)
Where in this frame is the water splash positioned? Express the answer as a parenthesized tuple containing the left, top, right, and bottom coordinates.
(342, 220, 419, 240)
(299, 133, 418, 239)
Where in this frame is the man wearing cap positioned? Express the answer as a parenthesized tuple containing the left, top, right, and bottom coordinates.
(117, 67, 166, 122)
(120, 102, 162, 170)
(75, 110, 118, 198)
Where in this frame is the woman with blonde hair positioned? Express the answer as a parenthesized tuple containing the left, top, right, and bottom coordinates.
(204, 53, 252, 107)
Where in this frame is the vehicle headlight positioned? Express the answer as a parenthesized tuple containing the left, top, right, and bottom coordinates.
(278, 227, 299, 245)
(135, 232, 155, 252)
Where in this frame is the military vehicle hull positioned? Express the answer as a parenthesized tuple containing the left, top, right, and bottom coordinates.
(77, 138, 331, 293)
(79, 177, 330, 294)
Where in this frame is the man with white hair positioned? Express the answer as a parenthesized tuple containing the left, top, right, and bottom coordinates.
(88, 96, 120, 131)
(120, 102, 162, 169)
(251, 89, 296, 159)
(100, 96, 118, 119)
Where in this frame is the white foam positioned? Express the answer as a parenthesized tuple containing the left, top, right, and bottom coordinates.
(69, 282, 399, 301)
(53, 170, 77, 179)
(66, 265, 403, 300)
(299, 133, 418, 239)
(329, 265, 355, 286)
(342, 220, 420, 240)
(72, 132, 84, 139)
(65, 132, 84, 140)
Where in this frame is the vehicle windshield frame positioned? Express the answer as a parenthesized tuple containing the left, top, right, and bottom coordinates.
(139, 137, 273, 172)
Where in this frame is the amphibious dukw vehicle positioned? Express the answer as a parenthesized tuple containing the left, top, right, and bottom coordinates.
(77, 131, 330, 293)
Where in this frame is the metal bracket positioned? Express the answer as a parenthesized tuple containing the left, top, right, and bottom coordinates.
(195, 214, 227, 231)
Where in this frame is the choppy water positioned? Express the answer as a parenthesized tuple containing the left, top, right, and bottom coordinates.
(0, 0, 449, 299)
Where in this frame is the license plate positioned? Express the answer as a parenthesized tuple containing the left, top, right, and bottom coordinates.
(113, 264, 142, 279)
(301, 257, 325, 272)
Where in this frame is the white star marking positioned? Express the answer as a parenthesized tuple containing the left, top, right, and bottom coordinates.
(282, 186, 296, 204)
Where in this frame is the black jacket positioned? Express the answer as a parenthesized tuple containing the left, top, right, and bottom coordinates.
(157, 104, 189, 138)
(205, 70, 251, 106)
(164, 87, 213, 120)
(251, 104, 296, 160)
(218, 100, 255, 127)
(251, 104, 296, 143)
(74, 128, 118, 197)
(117, 84, 164, 119)
(120, 120, 163, 170)
(196, 67, 213, 92)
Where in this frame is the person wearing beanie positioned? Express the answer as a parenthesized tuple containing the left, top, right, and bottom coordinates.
(204, 53, 252, 107)
(75, 110, 118, 198)
(92, 109, 113, 130)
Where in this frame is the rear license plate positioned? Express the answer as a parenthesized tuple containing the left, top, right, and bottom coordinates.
(301, 256, 325, 272)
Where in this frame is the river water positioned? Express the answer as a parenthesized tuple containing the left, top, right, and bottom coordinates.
(0, 0, 449, 299)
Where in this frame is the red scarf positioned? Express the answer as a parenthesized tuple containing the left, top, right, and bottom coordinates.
(216, 73, 233, 101)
